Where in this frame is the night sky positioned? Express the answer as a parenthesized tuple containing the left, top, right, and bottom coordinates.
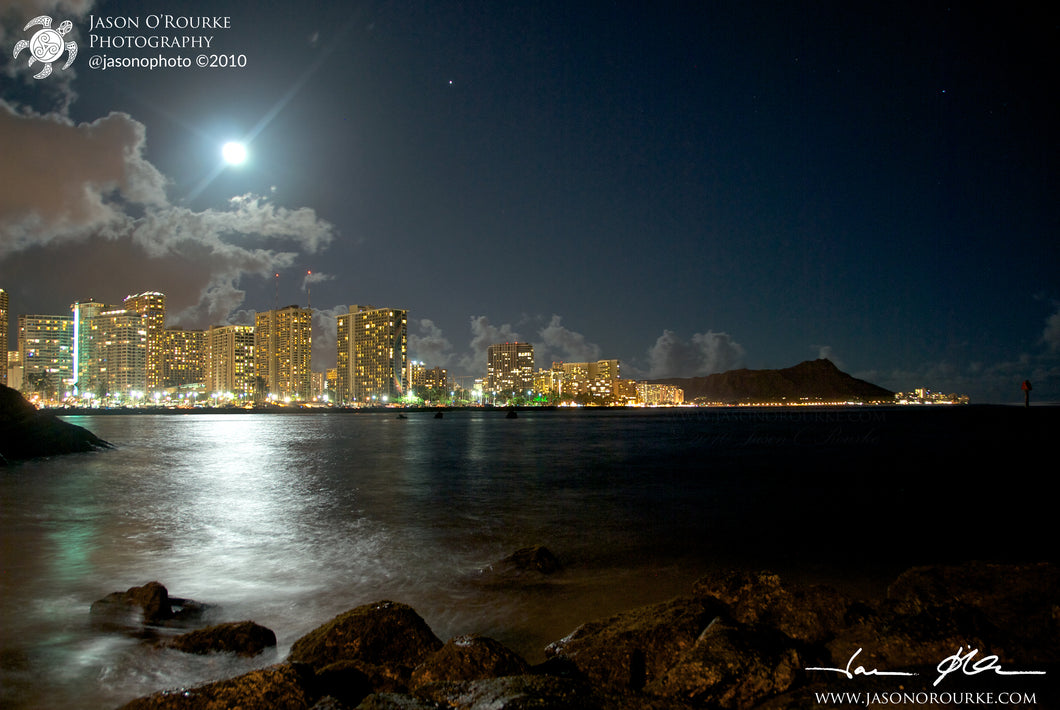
(1, 1, 1057, 403)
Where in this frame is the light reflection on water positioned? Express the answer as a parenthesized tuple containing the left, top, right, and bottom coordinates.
(1, 411, 717, 709)
(3, 407, 1047, 709)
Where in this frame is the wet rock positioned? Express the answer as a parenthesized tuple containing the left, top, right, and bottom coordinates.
(646, 617, 801, 709)
(166, 620, 277, 657)
(826, 597, 1004, 671)
(116, 662, 315, 709)
(691, 569, 853, 644)
(288, 600, 443, 689)
(411, 635, 529, 688)
(0, 384, 112, 463)
(91, 581, 174, 626)
(307, 696, 349, 710)
(475, 545, 565, 589)
(544, 596, 722, 691)
(356, 693, 444, 709)
(310, 660, 376, 706)
(500, 545, 563, 574)
(415, 674, 608, 710)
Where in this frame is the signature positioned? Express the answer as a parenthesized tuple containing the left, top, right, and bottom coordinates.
(807, 647, 1047, 687)
(806, 648, 917, 680)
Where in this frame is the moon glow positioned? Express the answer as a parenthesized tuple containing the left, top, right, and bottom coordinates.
(222, 141, 247, 165)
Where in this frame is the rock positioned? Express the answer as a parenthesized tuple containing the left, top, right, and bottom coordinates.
(288, 600, 443, 689)
(166, 620, 277, 657)
(0, 384, 112, 463)
(886, 561, 1060, 661)
(356, 693, 444, 709)
(544, 596, 722, 691)
(415, 674, 608, 710)
(500, 545, 563, 574)
(310, 660, 376, 706)
(691, 569, 853, 644)
(824, 599, 997, 671)
(411, 635, 529, 688)
(307, 696, 350, 710)
(475, 546, 565, 588)
(117, 663, 315, 709)
(646, 617, 801, 709)
(91, 582, 174, 626)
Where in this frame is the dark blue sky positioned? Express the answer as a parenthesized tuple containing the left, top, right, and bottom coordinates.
(2, 1, 1057, 402)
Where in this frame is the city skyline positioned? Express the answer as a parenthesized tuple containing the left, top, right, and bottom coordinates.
(1, 2, 1057, 404)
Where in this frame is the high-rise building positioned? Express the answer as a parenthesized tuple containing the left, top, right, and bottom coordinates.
(17, 314, 73, 398)
(406, 361, 449, 398)
(206, 324, 255, 399)
(636, 382, 684, 405)
(123, 292, 166, 391)
(549, 359, 621, 401)
(161, 326, 206, 390)
(71, 300, 112, 395)
(0, 288, 8, 385)
(6, 350, 22, 391)
(325, 367, 338, 402)
(255, 305, 312, 400)
(336, 305, 408, 405)
(94, 308, 147, 397)
(487, 342, 534, 394)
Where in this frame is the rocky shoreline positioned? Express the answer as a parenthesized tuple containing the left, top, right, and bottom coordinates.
(103, 557, 1056, 709)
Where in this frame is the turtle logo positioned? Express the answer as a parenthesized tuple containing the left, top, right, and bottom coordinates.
(13, 15, 78, 80)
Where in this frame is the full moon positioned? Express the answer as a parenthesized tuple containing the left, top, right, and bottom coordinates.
(222, 141, 247, 165)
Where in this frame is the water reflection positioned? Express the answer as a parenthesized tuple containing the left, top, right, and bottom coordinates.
(10, 407, 1031, 709)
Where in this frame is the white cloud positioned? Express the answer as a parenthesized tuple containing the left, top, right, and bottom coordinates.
(1042, 306, 1060, 353)
(408, 318, 454, 367)
(461, 315, 521, 373)
(536, 314, 601, 364)
(647, 329, 745, 378)
(0, 103, 167, 252)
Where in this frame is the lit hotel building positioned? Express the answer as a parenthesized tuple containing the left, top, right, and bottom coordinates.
(71, 300, 110, 395)
(487, 342, 534, 395)
(123, 292, 166, 391)
(207, 324, 255, 399)
(407, 361, 448, 394)
(93, 307, 148, 397)
(336, 305, 407, 405)
(255, 305, 312, 400)
(161, 326, 206, 391)
(17, 314, 73, 397)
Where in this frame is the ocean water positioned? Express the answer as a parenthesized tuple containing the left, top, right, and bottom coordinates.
(0, 406, 1054, 708)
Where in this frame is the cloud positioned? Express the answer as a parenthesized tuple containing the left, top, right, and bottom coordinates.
(1042, 306, 1060, 353)
(536, 314, 601, 364)
(302, 270, 334, 291)
(408, 318, 453, 367)
(647, 329, 745, 378)
(308, 304, 348, 373)
(0, 103, 167, 252)
(0, 102, 336, 329)
(813, 344, 843, 369)
(461, 316, 521, 373)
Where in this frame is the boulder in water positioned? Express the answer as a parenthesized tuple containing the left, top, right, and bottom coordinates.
(90, 582, 209, 629)
(0, 384, 112, 463)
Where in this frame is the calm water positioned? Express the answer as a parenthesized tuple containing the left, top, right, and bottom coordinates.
(0, 407, 1053, 708)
